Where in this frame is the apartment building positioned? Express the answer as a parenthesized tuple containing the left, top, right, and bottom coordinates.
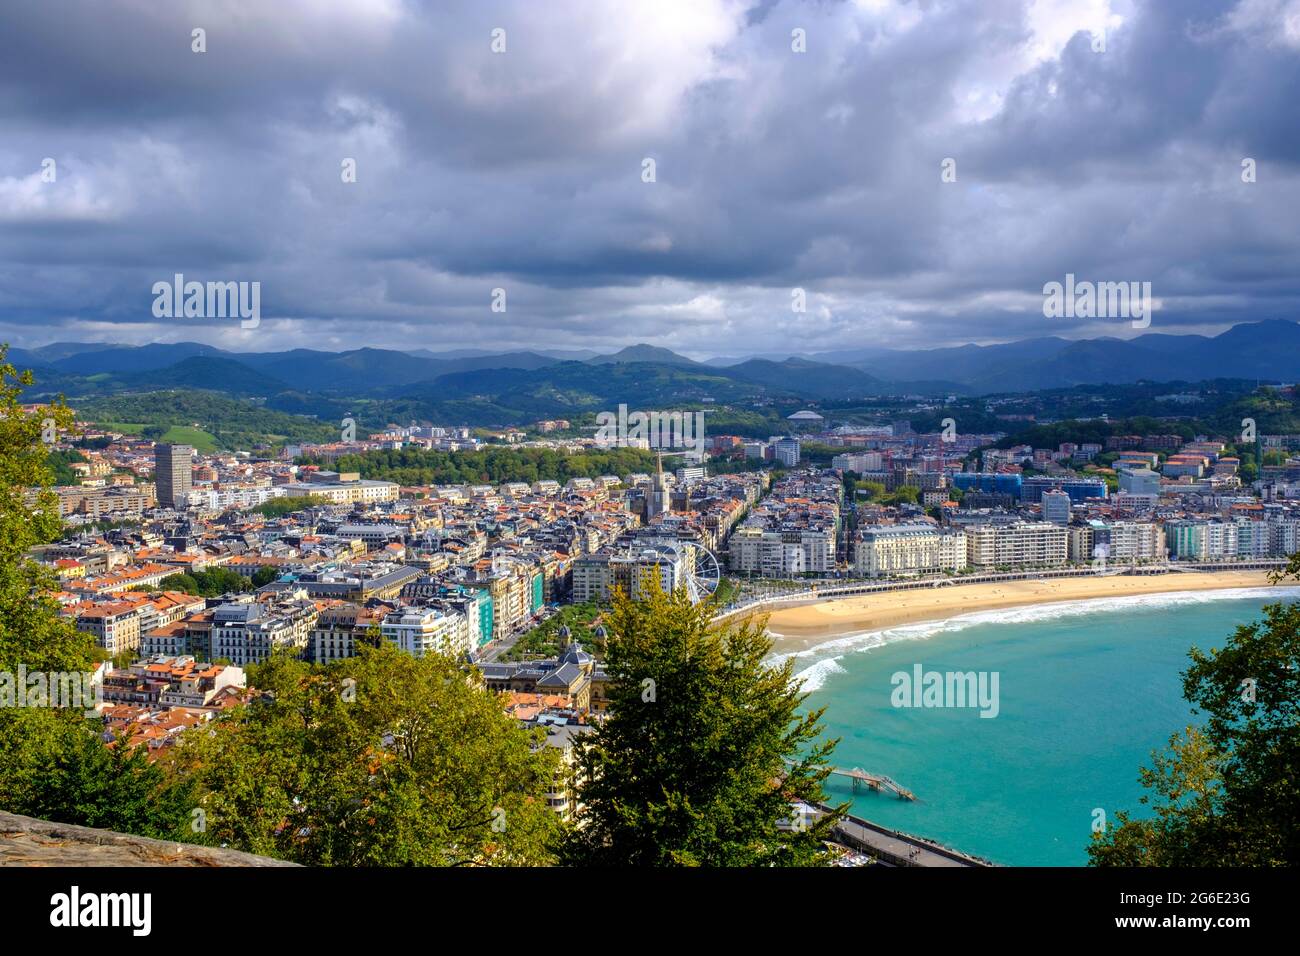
(74, 602, 142, 655)
(101, 656, 246, 709)
(965, 522, 1068, 568)
(456, 556, 538, 636)
(1163, 455, 1208, 479)
(728, 527, 807, 575)
(53, 485, 157, 518)
(381, 606, 471, 658)
(1167, 521, 1238, 560)
(308, 603, 386, 663)
(209, 598, 318, 665)
(832, 451, 884, 473)
(1041, 490, 1072, 526)
(571, 546, 687, 602)
(1105, 522, 1167, 561)
(1234, 518, 1272, 558)
(773, 437, 801, 467)
(729, 525, 835, 575)
(1270, 519, 1300, 557)
(154, 443, 193, 509)
(282, 476, 400, 505)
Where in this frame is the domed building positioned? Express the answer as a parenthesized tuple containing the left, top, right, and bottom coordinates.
(786, 409, 825, 433)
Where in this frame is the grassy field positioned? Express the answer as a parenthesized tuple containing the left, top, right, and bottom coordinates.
(159, 425, 220, 452)
(98, 421, 146, 434)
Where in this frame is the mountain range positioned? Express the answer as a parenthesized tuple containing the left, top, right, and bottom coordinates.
(7, 320, 1300, 421)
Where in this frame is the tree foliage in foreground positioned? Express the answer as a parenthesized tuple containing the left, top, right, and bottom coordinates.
(1089, 561, 1300, 865)
(0, 347, 192, 838)
(168, 646, 562, 865)
(562, 583, 843, 866)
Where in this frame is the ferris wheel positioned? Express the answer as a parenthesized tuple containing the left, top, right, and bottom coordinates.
(627, 540, 722, 604)
(675, 541, 722, 604)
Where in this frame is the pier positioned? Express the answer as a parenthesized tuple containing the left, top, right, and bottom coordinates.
(828, 766, 915, 800)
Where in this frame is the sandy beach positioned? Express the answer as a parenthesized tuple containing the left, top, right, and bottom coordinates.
(762, 571, 1279, 655)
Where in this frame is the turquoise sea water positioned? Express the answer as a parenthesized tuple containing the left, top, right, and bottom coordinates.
(780, 586, 1300, 866)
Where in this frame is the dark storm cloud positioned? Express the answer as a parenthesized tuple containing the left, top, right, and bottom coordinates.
(1, 0, 1298, 357)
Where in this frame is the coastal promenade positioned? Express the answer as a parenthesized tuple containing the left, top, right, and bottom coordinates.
(812, 804, 991, 867)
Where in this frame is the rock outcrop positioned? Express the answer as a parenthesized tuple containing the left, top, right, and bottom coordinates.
(0, 811, 299, 867)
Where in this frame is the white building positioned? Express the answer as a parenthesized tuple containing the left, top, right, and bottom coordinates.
(773, 437, 801, 467)
(729, 526, 834, 575)
(855, 525, 966, 577)
(381, 607, 470, 658)
(831, 451, 884, 473)
(1106, 522, 1167, 561)
(209, 599, 318, 666)
(282, 479, 399, 505)
(570, 548, 688, 603)
(965, 523, 1068, 568)
(188, 485, 286, 511)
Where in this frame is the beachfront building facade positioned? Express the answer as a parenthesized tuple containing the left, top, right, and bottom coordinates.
(729, 526, 835, 576)
(1167, 520, 1239, 561)
(965, 522, 1068, 569)
(1105, 521, 1167, 562)
(855, 525, 967, 578)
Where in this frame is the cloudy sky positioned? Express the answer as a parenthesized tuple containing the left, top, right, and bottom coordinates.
(2, 0, 1299, 358)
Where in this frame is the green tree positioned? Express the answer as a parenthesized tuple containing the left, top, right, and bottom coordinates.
(1086, 727, 1226, 866)
(159, 567, 252, 598)
(0, 347, 192, 839)
(1090, 574, 1300, 865)
(17, 726, 196, 840)
(299, 446, 659, 487)
(882, 485, 920, 506)
(250, 495, 329, 518)
(251, 565, 279, 588)
(158, 572, 201, 596)
(170, 645, 562, 865)
(45, 448, 87, 486)
(0, 350, 86, 674)
(561, 583, 843, 866)
(855, 480, 886, 500)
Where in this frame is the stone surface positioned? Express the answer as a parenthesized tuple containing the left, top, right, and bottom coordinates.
(0, 811, 299, 867)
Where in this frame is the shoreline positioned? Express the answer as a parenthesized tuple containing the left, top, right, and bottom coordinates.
(761, 571, 1280, 656)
